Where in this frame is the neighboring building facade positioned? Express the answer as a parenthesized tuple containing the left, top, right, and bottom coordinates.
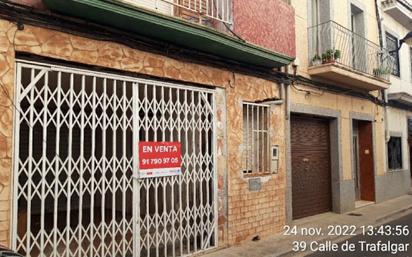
(289, 0, 394, 221)
(0, 0, 295, 256)
(380, 0, 412, 199)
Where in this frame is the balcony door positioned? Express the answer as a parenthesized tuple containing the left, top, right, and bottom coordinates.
(351, 4, 367, 73)
(310, 0, 332, 57)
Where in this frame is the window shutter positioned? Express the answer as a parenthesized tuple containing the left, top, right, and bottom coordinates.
(120, 0, 172, 15)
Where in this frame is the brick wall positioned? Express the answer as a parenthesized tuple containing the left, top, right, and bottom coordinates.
(233, 0, 296, 58)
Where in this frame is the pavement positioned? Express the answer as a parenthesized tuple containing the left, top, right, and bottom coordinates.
(308, 211, 412, 257)
(200, 194, 412, 257)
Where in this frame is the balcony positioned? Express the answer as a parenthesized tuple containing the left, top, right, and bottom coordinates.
(120, 0, 232, 32)
(382, 0, 412, 30)
(308, 21, 393, 91)
(43, 0, 294, 68)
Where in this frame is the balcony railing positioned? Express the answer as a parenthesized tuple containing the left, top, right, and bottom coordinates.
(308, 21, 393, 81)
(123, 0, 232, 25)
(383, 0, 412, 12)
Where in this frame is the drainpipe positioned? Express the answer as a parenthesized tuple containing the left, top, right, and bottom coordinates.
(285, 82, 290, 120)
(283, 65, 291, 120)
(375, 0, 384, 47)
(375, 0, 390, 142)
(383, 89, 390, 142)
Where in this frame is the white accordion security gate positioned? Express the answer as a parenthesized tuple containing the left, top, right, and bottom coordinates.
(12, 60, 217, 257)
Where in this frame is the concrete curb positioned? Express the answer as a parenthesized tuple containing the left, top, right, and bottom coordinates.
(375, 204, 412, 224)
(277, 204, 412, 257)
(201, 195, 412, 257)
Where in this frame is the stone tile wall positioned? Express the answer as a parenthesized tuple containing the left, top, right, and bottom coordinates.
(0, 19, 286, 247)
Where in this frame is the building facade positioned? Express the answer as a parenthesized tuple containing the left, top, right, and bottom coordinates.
(380, 0, 412, 199)
(1, 0, 412, 256)
(0, 0, 296, 256)
(288, 0, 395, 221)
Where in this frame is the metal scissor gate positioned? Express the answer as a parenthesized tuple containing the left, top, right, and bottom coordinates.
(12, 60, 217, 257)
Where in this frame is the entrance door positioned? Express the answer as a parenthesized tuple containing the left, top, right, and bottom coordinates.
(352, 132, 360, 200)
(353, 120, 375, 202)
(12, 60, 217, 257)
(291, 115, 332, 219)
(136, 82, 217, 256)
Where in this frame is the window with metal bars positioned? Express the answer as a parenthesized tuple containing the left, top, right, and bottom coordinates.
(242, 102, 271, 175)
(388, 136, 403, 170)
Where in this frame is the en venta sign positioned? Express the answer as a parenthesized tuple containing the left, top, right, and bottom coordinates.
(138, 141, 182, 178)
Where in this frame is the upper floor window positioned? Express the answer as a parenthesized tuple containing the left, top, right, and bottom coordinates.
(310, 0, 331, 26)
(386, 32, 400, 77)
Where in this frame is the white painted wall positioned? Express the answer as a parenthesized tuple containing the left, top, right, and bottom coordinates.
(386, 107, 410, 171)
(380, 1, 412, 175)
(381, 3, 412, 95)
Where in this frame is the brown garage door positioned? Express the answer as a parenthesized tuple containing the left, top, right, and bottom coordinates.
(291, 115, 332, 219)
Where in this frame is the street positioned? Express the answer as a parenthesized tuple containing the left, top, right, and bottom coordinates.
(308, 212, 412, 257)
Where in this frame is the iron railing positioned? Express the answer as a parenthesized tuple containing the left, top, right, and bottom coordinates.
(308, 21, 394, 81)
(382, 0, 412, 12)
(128, 0, 232, 25)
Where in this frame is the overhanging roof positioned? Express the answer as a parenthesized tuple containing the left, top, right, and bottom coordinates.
(382, 0, 412, 31)
(42, 0, 294, 68)
(388, 92, 412, 106)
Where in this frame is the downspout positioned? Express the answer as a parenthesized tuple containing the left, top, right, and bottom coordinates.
(281, 65, 291, 222)
(284, 65, 291, 120)
(375, 0, 390, 142)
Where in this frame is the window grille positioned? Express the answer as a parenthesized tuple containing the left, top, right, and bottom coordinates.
(242, 102, 271, 175)
(13, 60, 217, 257)
(388, 136, 403, 170)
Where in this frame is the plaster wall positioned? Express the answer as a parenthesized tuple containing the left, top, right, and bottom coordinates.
(293, 0, 381, 78)
(379, 2, 412, 201)
(290, 0, 387, 216)
(376, 106, 412, 201)
(380, 3, 412, 95)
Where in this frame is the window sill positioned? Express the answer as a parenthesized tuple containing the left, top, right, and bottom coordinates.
(243, 172, 276, 178)
(387, 168, 407, 173)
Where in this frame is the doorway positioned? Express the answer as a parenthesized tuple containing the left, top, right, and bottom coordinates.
(13, 60, 217, 257)
(291, 115, 332, 219)
(352, 120, 375, 207)
(350, 4, 367, 73)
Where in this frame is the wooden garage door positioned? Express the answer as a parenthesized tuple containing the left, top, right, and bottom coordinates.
(291, 115, 332, 219)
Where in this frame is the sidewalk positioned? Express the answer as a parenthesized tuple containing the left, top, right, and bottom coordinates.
(201, 194, 412, 257)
